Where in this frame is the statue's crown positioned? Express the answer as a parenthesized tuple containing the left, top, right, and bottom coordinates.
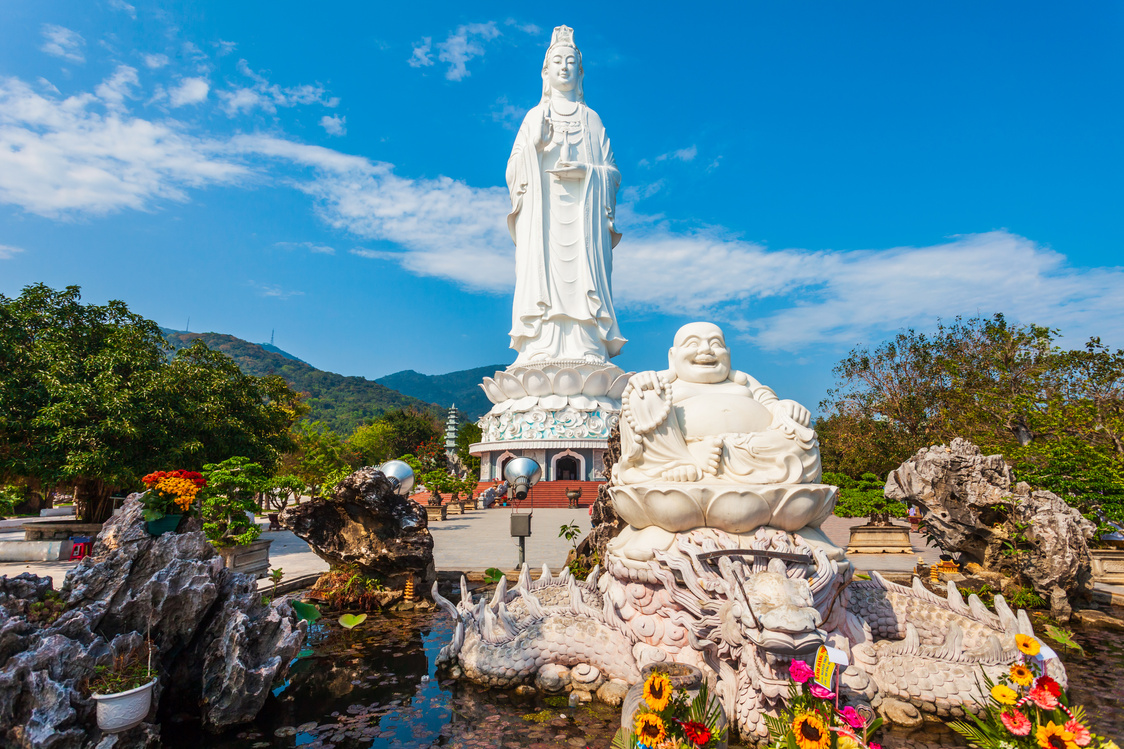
(549, 25, 577, 51)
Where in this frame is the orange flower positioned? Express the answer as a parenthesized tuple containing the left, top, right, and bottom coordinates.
(1036, 721, 1077, 749)
(1010, 663, 1034, 687)
(1016, 634, 1041, 657)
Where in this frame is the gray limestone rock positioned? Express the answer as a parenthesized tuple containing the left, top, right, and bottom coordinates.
(280, 466, 436, 590)
(885, 438, 1095, 619)
(571, 426, 625, 567)
(1, 496, 304, 746)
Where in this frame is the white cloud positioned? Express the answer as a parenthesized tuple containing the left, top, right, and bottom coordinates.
(274, 241, 335, 255)
(168, 77, 209, 107)
(319, 114, 346, 136)
(0, 76, 248, 217)
(94, 66, 140, 112)
(218, 60, 337, 115)
(407, 38, 434, 68)
(642, 145, 698, 167)
(504, 19, 541, 35)
(0, 244, 24, 260)
(40, 25, 85, 64)
(143, 53, 169, 69)
(248, 281, 304, 300)
(410, 23, 503, 80)
(490, 96, 522, 130)
(214, 40, 237, 56)
(107, 0, 136, 18)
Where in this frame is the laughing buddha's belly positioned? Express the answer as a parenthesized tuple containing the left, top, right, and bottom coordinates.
(673, 393, 774, 440)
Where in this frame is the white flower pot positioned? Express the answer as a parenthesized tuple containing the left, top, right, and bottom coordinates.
(92, 679, 156, 733)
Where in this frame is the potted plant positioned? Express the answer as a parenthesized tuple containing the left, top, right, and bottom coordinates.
(139, 470, 205, 536)
(86, 642, 157, 733)
(200, 457, 272, 578)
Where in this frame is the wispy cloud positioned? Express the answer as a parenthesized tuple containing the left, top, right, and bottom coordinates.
(218, 59, 337, 115)
(0, 244, 24, 260)
(407, 38, 434, 69)
(490, 96, 522, 130)
(639, 145, 698, 167)
(214, 40, 237, 57)
(0, 75, 247, 216)
(40, 25, 85, 64)
(409, 22, 507, 81)
(143, 53, 169, 69)
(319, 114, 346, 136)
(168, 76, 209, 107)
(248, 281, 304, 300)
(107, 0, 136, 18)
(94, 65, 139, 112)
(275, 241, 335, 255)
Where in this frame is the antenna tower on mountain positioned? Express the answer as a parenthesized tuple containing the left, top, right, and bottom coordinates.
(271, 329, 275, 346)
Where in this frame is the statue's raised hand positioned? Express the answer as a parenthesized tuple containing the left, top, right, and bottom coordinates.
(533, 111, 553, 152)
(629, 371, 662, 394)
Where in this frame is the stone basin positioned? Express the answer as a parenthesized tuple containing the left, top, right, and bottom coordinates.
(609, 482, 837, 534)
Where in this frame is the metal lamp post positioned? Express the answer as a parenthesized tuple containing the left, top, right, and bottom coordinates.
(504, 457, 542, 567)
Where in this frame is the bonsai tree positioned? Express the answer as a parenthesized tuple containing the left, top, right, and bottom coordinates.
(822, 471, 906, 526)
(200, 457, 267, 546)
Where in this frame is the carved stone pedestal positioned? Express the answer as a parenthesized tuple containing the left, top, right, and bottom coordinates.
(447, 501, 463, 516)
(846, 523, 913, 554)
(1090, 549, 1124, 584)
(215, 538, 273, 579)
(425, 505, 447, 522)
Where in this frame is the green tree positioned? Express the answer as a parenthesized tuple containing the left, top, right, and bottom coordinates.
(283, 421, 354, 498)
(374, 408, 441, 460)
(0, 284, 299, 522)
(200, 456, 266, 546)
(347, 421, 396, 467)
(455, 421, 482, 475)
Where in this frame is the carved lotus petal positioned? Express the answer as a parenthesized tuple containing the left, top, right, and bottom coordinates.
(495, 371, 528, 399)
(607, 373, 631, 399)
(511, 395, 540, 412)
(553, 367, 583, 396)
(567, 394, 597, 410)
(581, 369, 611, 396)
(541, 364, 561, 376)
(539, 393, 568, 410)
(522, 369, 552, 397)
(481, 377, 506, 405)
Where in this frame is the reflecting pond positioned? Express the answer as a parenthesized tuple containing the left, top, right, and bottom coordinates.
(162, 605, 1124, 749)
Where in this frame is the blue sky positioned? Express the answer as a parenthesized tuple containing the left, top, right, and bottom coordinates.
(1, 1, 1122, 414)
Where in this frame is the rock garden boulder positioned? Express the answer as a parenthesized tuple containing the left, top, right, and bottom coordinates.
(0, 496, 305, 748)
(885, 437, 1095, 619)
(280, 466, 436, 591)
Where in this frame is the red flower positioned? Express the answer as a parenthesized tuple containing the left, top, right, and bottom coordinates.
(1035, 675, 1062, 698)
(1000, 709, 1032, 737)
(1029, 683, 1059, 710)
(679, 720, 711, 745)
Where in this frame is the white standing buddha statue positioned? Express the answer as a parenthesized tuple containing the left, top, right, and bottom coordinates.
(506, 25, 625, 364)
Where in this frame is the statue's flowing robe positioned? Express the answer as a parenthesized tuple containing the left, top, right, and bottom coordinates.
(506, 101, 625, 362)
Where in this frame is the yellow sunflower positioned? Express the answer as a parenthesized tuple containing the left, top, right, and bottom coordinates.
(635, 713, 667, 745)
(1016, 634, 1041, 657)
(1010, 662, 1035, 687)
(642, 671, 673, 711)
(792, 712, 830, 749)
(991, 684, 1019, 705)
(1035, 721, 1078, 749)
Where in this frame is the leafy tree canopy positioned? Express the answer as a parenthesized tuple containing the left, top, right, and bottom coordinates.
(0, 284, 301, 521)
(819, 314, 1124, 532)
(456, 420, 482, 475)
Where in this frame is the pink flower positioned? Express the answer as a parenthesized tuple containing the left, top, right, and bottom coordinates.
(868, 744, 882, 749)
(1065, 719, 1092, 747)
(839, 706, 865, 730)
(809, 684, 835, 699)
(789, 659, 814, 684)
(1000, 709, 1032, 736)
(1028, 684, 1059, 710)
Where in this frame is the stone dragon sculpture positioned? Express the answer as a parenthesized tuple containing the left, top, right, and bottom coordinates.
(433, 527, 1066, 744)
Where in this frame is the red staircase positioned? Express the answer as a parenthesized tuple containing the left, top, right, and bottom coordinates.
(412, 480, 604, 508)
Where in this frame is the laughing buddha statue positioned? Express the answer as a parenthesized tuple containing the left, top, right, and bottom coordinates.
(607, 322, 839, 565)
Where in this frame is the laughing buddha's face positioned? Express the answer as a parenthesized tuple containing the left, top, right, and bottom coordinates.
(669, 322, 731, 384)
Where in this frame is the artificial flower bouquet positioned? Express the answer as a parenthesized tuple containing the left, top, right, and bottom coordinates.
(139, 469, 206, 521)
(950, 634, 1118, 749)
(612, 669, 728, 749)
(765, 659, 883, 749)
